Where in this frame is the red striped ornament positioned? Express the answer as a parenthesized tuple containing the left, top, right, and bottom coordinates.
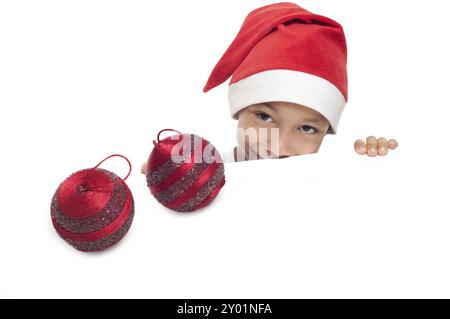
(50, 154, 135, 252)
(146, 129, 225, 212)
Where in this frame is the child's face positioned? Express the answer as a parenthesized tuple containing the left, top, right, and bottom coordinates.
(236, 101, 330, 159)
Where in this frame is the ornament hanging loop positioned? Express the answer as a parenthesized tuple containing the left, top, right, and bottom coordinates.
(156, 128, 182, 144)
(92, 154, 132, 181)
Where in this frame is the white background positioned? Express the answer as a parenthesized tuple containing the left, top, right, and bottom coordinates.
(1, 0, 449, 298)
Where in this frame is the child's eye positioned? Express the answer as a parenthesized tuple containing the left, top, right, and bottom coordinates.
(256, 112, 273, 123)
(298, 125, 318, 134)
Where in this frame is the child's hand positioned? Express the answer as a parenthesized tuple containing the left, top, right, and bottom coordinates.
(141, 162, 147, 174)
(354, 136, 398, 157)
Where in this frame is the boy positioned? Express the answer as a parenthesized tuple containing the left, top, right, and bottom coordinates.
(203, 2, 398, 162)
(141, 2, 398, 173)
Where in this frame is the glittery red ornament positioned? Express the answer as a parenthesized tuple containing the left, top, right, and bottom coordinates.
(146, 129, 225, 212)
(51, 154, 135, 252)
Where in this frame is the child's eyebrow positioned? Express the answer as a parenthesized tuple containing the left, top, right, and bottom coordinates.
(263, 102, 326, 125)
(263, 102, 277, 112)
(302, 117, 323, 123)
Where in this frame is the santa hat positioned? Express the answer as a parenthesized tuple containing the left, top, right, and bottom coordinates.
(203, 2, 348, 134)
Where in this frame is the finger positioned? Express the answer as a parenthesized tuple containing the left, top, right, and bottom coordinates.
(354, 139, 366, 155)
(377, 137, 388, 156)
(387, 139, 398, 149)
(366, 136, 378, 157)
(141, 162, 147, 175)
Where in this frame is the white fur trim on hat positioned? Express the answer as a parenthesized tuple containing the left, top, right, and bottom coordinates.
(228, 69, 346, 134)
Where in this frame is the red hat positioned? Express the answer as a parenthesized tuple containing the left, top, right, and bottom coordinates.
(203, 2, 348, 134)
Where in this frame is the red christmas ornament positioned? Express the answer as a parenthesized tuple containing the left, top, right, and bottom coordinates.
(146, 129, 225, 212)
(50, 154, 135, 252)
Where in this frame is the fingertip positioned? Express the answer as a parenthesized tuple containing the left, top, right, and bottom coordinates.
(354, 139, 366, 155)
(378, 147, 388, 156)
(388, 139, 398, 149)
(377, 137, 388, 155)
(356, 150, 365, 155)
(367, 148, 378, 157)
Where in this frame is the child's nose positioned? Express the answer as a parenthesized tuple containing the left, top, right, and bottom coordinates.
(277, 145, 293, 158)
(277, 139, 294, 158)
